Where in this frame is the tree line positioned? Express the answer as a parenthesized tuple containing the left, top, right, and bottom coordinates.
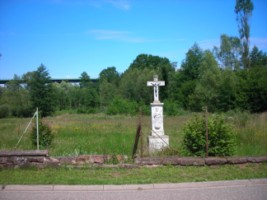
(0, 0, 266, 117)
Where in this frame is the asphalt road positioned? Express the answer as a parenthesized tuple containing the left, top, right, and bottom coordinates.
(1, 179, 267, 200)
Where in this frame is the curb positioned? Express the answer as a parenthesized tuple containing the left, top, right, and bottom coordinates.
(1, 179, 267, 192)
(135, 156, 267, 166)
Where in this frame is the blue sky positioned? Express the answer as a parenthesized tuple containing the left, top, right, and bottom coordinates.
(0, 0, 267, 79)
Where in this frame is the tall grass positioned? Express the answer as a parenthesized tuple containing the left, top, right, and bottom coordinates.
(45, 114, 138, 156)
(0, 112, 266, 157)
(0, 118, 32, 150)
(226, 111, 267, 156)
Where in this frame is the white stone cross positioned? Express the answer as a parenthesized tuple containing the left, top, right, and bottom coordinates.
(147, 75, 165, 103)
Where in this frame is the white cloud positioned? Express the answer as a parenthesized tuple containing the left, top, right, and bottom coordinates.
(86, 0, 131, 10)
(250, 37, 267, 50)
(105, 0, 131, 11)
(197, 37, 267, 51)
(50, 0, 131, 10)
(87, 29, 146, 43)
(197, 39, 220, 50)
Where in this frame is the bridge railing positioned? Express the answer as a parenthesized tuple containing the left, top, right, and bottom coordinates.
(0, 78, 98, 84)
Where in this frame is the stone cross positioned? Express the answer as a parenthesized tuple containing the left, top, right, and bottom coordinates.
(147, 75, 165, 103)
(147, 75, 169, 153)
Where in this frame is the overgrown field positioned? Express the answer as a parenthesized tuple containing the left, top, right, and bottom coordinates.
(0, 112, 266, 157)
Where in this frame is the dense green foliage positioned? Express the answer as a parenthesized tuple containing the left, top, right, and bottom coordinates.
(183, 114, 235, 156)
(31, 119, 53, 148)
(0, 104, 9, 118)
(24, 65, 55, 117)
(0, 47, 266, 117)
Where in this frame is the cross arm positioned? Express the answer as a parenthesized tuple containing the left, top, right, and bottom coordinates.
(147, 81, 165, 86)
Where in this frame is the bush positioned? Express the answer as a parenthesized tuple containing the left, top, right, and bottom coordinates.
(11, 106, 33, 117)
(31, 120, 53, 148)
(164, 100, 187, 116)
(183, 114, 235, 156)
(77, 106, 97, 114)
(0, 104, 10, 118)
(107, 97, 138, 115)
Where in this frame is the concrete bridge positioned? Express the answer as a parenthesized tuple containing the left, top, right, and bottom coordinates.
(0, 78, 98, 85)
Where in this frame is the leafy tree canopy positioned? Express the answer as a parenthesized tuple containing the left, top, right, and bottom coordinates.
(99, 66, 120, 85)
(128, 54, 173, 71)
(79, 71, 91, 88)
(250, 46, 267, 68)
(213, 34, 241, 70)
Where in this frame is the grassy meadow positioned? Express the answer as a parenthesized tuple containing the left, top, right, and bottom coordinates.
(0, 111, 266, 157)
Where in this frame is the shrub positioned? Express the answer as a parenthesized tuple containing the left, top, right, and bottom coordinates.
(11, 106, 33, 117)
(31, 120, 53, 148)
(0, 104, 10, 118)
(77, 106, 97, 114)
(164, 100, 187, 116)
(107, 97, 138, 115)
(183, 114, 235, 156)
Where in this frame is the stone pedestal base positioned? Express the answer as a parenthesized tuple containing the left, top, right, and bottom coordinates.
(148, 135, 169, 153)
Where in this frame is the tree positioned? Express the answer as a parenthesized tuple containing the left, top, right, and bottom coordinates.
(121, 54, 174, 104)
(175, 44, 204, 109)
(213, 34, 242, 70)
(189, 51, 221, 111)
(128, 54, 172, 71)
(77, 72, 99, 113)
(26, 65, 55, 117)
(120, 68, 154, 104)
(99, 67, 120, 109)
(5, 75, 32, 117)
(79, 71, 91, 88)
(246, 67, 267, 112)
(250, 46, 267, 68)
(128, 54, 174, 100)
(52, 81, 74, 110)
(99, 66, 120, 85)
(235, 0, 254, 69)
(180, 43, 204, 81)
(217, 69, 238, 111)
(0, 75, 32, 117)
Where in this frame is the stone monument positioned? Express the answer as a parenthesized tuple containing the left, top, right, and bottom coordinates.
(147, 75, 169, 152)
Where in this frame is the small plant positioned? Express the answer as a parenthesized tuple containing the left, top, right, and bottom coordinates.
(31, 120, 53, 148)
(183, 114, 235, 156)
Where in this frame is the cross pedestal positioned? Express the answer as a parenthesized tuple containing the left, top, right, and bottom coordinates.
(147, 75, 169, 153)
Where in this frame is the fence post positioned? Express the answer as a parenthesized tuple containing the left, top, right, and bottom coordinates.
(205, 106, 209, 157)
(36, 108, 39, 150)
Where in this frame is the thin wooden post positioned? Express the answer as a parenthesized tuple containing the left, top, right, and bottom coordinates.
(205, 106, 209, 157)
(36, 108, 39, 150)
(132, 111, 143, 159)
(139, 112, 144, 158)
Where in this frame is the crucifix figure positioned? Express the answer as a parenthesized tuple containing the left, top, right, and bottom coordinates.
(147, 75, 165, 103)
(147, 75, 169, 152)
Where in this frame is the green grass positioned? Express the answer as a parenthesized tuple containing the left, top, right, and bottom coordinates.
(0, 113, 190, 156)
(0, 163, 266, 185)
(227, 111, 267, 156)
(0, 112, 266, 157)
